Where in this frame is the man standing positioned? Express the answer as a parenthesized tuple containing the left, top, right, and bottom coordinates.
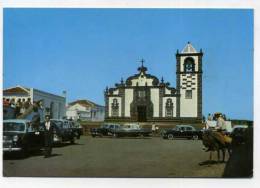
(42, 115, 54, 158)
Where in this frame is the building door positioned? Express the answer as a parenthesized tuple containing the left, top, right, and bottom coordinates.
(137, 106, 147, 122)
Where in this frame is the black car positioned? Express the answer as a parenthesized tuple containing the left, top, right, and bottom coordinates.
(69, 121, 83, 139)
(110, 123, 151, 138)
(90, 123, 121, 137)
(3, 119, 44, 156)
(162, 125, 200, 140)
(51, 119, 76, 144)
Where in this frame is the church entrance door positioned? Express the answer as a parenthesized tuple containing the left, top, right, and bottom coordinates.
(137, 106, 147, 122)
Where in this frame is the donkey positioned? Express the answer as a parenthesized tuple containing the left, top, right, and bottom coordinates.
(202, 130, 232, 163)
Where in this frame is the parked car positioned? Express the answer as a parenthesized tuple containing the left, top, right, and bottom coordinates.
(107, 124, 122, 136)
(50, 119, 76, 144)
(162, 125, 200, 140)
(70, 121, 83, 139)
(90, 123, 121, 137)
(112, 123, 152, 138)
(231, 125, 248, 145)
(3, 119, 44, 156)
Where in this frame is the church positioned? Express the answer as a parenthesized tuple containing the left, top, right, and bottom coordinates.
(104, 42, 203, 123)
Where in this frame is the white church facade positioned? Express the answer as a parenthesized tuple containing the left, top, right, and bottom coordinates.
(105, 42, 203, 123)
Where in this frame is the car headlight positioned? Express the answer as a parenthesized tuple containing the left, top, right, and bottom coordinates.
(13, 135, 19, 142)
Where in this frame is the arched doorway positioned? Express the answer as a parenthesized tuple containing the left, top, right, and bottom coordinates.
(137, 106, 147, 122)
(130, 88, 153, 122)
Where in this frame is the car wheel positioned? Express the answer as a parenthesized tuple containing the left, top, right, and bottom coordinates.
(21, 147, 29, 158)
(192, 135, 199, 140)
(167, 134, 174, 140)
(70, 137, 75, 144)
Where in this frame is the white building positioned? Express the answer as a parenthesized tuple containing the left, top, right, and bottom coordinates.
(66, 100, 105, 121)
(3, 85, 66, 119)
(105, 42, 203, 123)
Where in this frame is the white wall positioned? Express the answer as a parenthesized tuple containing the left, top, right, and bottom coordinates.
(108, 97, 122, 117)
(180, 74, 198, 117)
(91, 106, 105, 121)
(150, 88, 159, 117)
(179, 55, 199, 117)
(33, 89, 66, 119)
(113, 89, 119, 95)
(165, 88, 171, 94)
(124, 89, 133, 117)
(162, 97, 176, 117)
(131, 73, 154, 86)
(66, 103, 91, 120)
(67, 103, 90, 112)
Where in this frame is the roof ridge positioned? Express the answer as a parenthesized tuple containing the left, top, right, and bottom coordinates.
(68, 99, 102, 107)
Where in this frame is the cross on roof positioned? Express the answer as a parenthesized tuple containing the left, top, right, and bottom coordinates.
(140, 59, 145, 67)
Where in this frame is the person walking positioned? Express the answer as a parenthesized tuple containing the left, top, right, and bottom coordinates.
(42, 115, 54, 158)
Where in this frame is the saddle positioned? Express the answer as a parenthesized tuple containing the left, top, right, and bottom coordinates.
(211, 130, 232, 145)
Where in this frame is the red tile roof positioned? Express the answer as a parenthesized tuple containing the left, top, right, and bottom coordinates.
(3, 86, 30, 95)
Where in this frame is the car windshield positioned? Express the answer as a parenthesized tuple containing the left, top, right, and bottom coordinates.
(4, 122, 25, 132)
(51, 120, 63, 128)
(101, 124, 109, 128)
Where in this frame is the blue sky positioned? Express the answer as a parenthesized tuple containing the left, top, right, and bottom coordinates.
(3, 9, 253, 120)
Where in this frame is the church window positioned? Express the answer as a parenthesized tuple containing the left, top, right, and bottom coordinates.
(184, 57, 195, 72)
(111, 98, 119, 117)
(138, 90, 146, 99)
(185, 90, 192, 99)
(165, 98, 173, 117)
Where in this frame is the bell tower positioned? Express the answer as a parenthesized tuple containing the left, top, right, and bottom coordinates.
(176, 42, 203, 120)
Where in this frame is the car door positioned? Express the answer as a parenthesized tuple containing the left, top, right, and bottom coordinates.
(178, 126, 185, 137)
(185, 126, 192, 138)
(63, 121, 70, 141)
(26, 123, 41, 149)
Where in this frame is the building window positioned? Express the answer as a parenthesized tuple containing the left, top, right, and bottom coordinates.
(184, 57, 195, 72)
(165, 98, 173, 117)
(185, 90, 192, 99)
(111, 98, 119, 117)
(138, 90, 146, 98)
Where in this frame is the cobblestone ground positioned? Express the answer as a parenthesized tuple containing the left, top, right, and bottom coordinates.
(3, 136, 229, 177)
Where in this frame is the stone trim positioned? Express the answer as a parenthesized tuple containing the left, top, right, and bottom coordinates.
(197, 55, 203, 119)
(176, 54, 181, 118)
(159, 87, 163, 117)
(176, 71, 203, 74)
(176, 52, 203, 57)
(104, 93, 109, 118)
(119, 88, 125, 117)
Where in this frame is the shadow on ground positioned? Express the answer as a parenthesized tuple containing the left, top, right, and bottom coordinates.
(3, 150, 62, 160)
(53, 142, 84, 148)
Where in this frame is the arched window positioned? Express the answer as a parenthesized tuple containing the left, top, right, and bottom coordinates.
(184, 57, 195, 73)
(165, 98, 173, 117)
(111, 98, 119, 117)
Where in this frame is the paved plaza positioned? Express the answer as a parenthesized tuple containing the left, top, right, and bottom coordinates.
(3, 136, 229, 177)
